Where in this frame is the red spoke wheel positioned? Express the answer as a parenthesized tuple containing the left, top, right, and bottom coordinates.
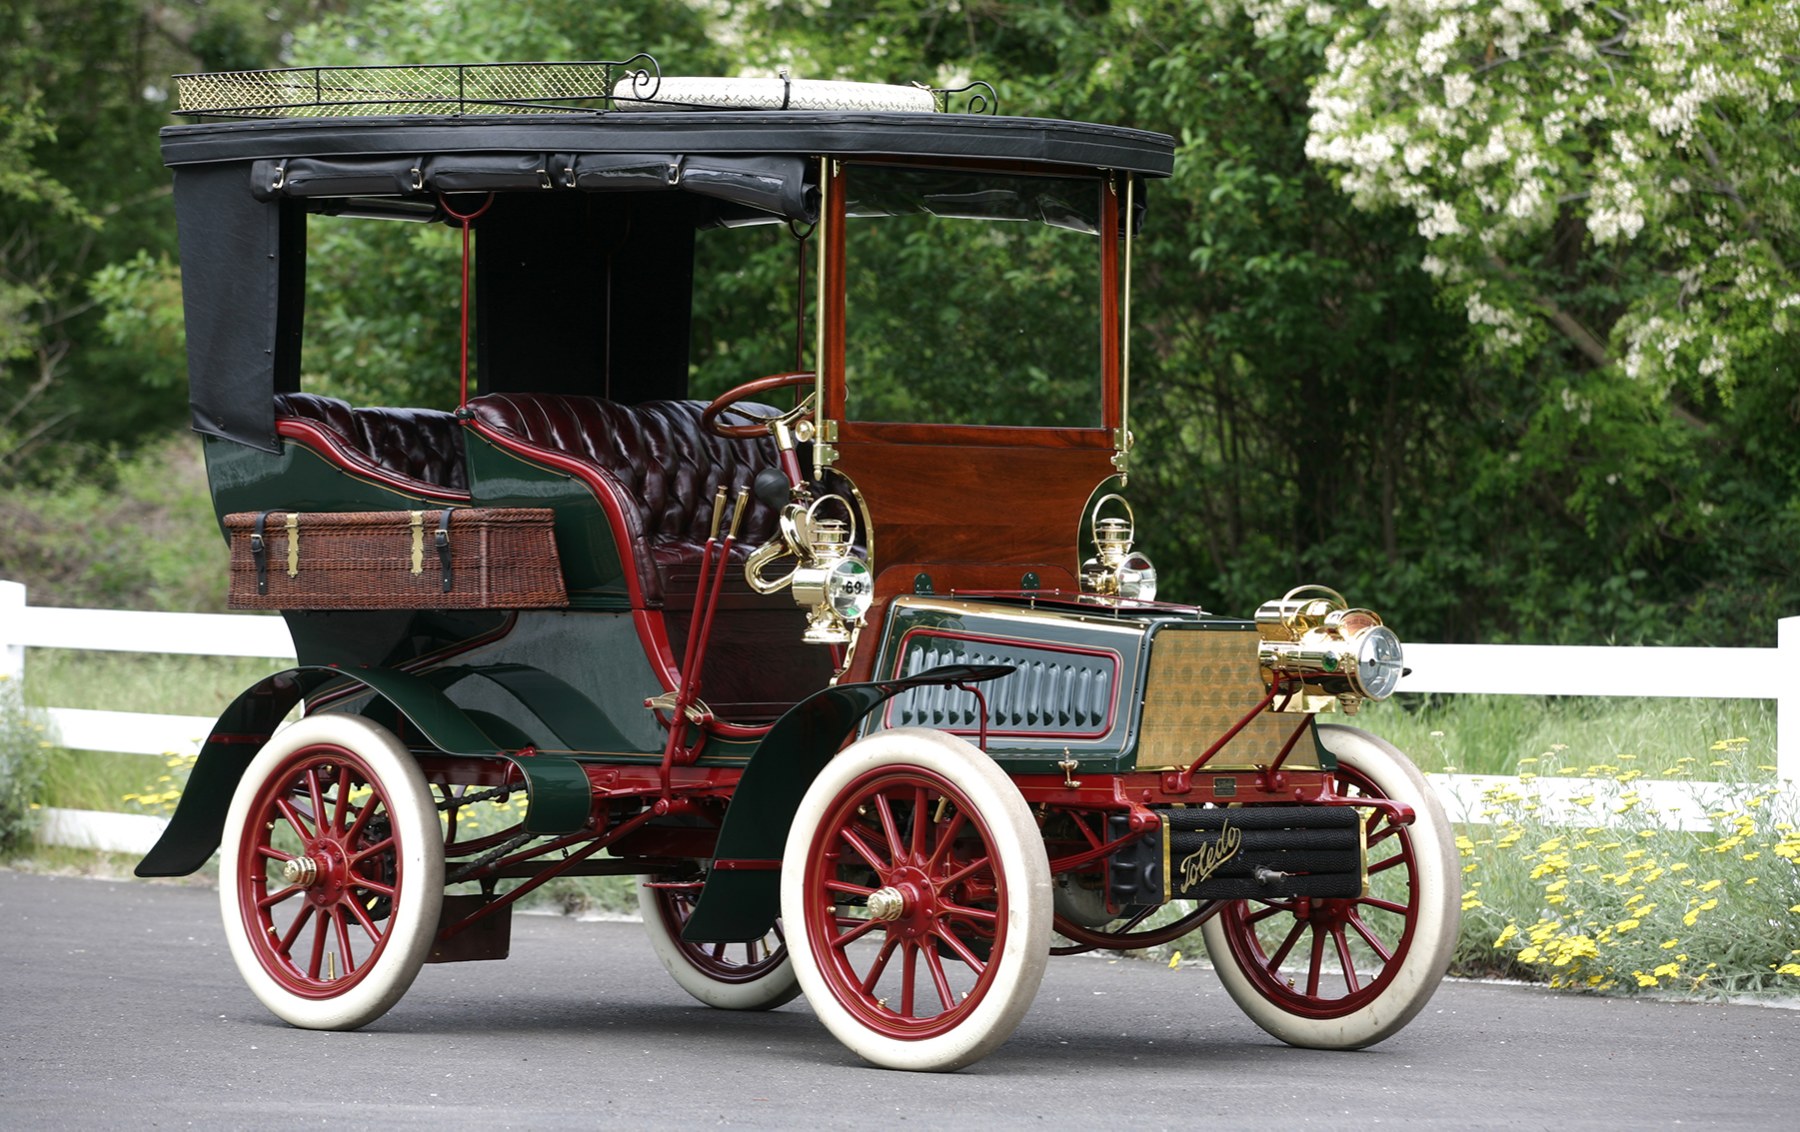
(1200, 724, 1458, 1050)
(782, 728, 1050, 1072)
(219, 715, 443, 1030)
(636, 870, 800, 1010)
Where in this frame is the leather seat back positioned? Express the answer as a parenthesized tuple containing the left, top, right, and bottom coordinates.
(274, 392, 469, 493)
(466, 393, 783, 604)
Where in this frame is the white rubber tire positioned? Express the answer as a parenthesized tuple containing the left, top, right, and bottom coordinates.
(615, 76, 937, 113)
(781, 728, 1051, 1071)
(219, 714, 444, 1030)
(636, 873, 801, 1010)
(1200, 724, 1459, 1050)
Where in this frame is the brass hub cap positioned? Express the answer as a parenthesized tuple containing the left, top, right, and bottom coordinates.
(282, 855, 319, 887)
(866, 886, 907, 922)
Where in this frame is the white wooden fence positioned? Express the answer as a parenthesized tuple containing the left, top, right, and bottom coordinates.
(2, 579, 1795, 855)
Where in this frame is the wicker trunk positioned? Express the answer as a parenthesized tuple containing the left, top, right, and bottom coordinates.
(224, 508, 566, 610)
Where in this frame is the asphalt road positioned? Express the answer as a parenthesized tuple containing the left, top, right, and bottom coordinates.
(3, 869, 1796, 1129)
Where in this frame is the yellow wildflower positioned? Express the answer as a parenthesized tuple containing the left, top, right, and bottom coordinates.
(1633, 972, 1659, 987)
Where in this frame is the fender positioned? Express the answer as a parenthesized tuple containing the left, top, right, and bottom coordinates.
(680, 663, 1012, 943)
(134, 664, 592, 878)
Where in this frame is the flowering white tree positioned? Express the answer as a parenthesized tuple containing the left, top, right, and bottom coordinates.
(1224, 0, 1799, 401)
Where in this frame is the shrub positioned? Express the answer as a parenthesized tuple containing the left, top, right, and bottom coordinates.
(1457, 742, 1800, 996)
(0, 676, 52, 855)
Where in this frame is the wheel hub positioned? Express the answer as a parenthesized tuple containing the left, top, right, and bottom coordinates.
(866, 886, 907, 921)
(281, 856, 319, 887)
(291, 840, 350, 905)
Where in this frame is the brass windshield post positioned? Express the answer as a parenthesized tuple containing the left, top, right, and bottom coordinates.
(1116, 173, 1135, 486)
(814, 156, 834, 483)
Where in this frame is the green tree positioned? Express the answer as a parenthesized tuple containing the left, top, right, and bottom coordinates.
(1213, 0, 1800, 642)
(0, 1, 348, 481)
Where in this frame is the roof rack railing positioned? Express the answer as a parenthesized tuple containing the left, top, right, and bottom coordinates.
(172, 57, 999, 120)
(172, 56, 664, 119)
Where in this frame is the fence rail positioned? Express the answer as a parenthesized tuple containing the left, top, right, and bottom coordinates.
(3, 580, 1794, 855)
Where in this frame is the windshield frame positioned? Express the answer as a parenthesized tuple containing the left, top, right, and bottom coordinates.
(819, 157, 1122, 455)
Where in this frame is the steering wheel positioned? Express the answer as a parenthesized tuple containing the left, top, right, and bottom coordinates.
(700, 371, 817, 440)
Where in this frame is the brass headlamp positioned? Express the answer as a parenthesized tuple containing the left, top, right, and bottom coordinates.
(1080, 493, 1157, 602)
(1256, 584, 1404, 713)
(745, 494, 871, 645)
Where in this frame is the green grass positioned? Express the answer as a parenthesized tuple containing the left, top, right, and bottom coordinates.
(1353, 693, 1780, 782)
(21, 648, 282, 716)
(16, 649, 287, 822)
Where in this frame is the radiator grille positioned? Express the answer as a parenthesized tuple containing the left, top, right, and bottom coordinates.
(887, 635, 1116, 736)
(1135, 628, 1319, 771)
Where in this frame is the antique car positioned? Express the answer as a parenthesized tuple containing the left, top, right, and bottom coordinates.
(136, 58, 1457, 1071)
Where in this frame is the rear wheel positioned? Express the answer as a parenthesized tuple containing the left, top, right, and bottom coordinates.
(781, 728, 1051, 1071)
(219, 714, 443, 1030)
(1200, 724, 1457, 1049)
(636, 872, 800, 1010)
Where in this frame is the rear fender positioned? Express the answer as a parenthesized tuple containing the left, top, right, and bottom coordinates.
(680, 663, 1012, 942)
(134, 664, 591, 878)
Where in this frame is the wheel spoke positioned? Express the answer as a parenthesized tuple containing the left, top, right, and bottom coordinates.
(923, 809, 967, 873)
(1331, 926, 1362, 995)
(922, 944, 957, 1012)
(911, 786, 930, 859)
(1264, 917, 1307, 974)
(306, 769, 328, 835)
(349, 837, 396, 867)
(258, 883, 304, 910)
(1304, 927, 1327, 997)
(833, 914, 883, 950)
(1346, 910, 1395, 963)
(331, 764, 351, 833)
(1246, 899, 1296, 926)
(346, 892, 382, 941)
(278, 902, 315, 955)
(343, 788, 378, 845)
(332, 905, 357, 975)
(1367, 851, 1408, 875)
(1359, 895, 1408, 917)
(874, 793, 905, 864)
(937, 853, 991, 890)
(937, 901, 997, 927)
(837, 825, 890, 874)
(274, 796, 314, 842)
(307, 908, 329, 980)
(825, 878, 875, 899)
(900, 941, 918, 1017)
(931, 925, 986, 975)
(857, 934, 901, 994)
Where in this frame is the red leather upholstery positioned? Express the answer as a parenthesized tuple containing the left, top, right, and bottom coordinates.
(466, 393, 783, 605)
(274, 392, 469, 494)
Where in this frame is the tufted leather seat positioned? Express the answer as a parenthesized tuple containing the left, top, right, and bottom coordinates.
(466, 393, 786, 606)
(274, 392, 469, 494)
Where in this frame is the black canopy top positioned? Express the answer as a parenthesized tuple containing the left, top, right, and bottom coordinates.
(162, 111, 1174, 177)
(166, 107, 1173, 452)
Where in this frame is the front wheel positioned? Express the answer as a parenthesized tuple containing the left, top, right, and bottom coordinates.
(636, 872, 801, 1010)
(781, 728, 1051, 1071)
(1200, 724, 1458, 1050)
(218, 714, 444, 1030)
